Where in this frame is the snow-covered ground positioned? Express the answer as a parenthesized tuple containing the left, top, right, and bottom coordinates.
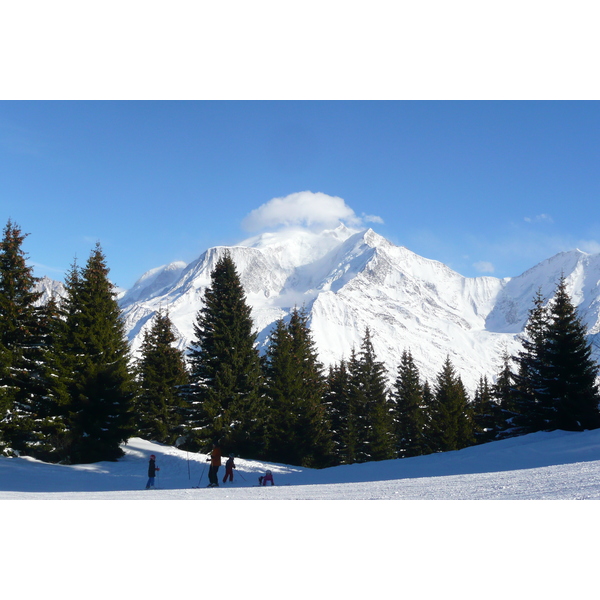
(4, 431, 598, 597)
(3, 429, 600, 500)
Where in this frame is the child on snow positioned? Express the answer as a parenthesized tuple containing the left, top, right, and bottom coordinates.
(223, 454, 235, 483)
(146, 454, 160, 489)
(258, 470, 274, 486)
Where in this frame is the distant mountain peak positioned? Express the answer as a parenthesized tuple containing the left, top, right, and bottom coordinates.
(37, 229, 600, 393)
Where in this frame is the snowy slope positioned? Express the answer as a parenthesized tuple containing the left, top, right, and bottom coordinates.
(5, 432, 597, 599)
(116, 226, 600, 391)
(2, 429, 600, 500)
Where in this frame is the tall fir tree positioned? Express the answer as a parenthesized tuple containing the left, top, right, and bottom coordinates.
(392, 349, 429, 458)
(512, 288, 552, 434)
(420, 380, 437, 453)
(0, 220, 52, 456)
(324, 359, 359, 465)
(430, 356, 475, 452)
(492, 350, 518, 440)
(541, 276, 600, 431)
(25, 294, 72, 462)
(472, 375, 497, 444)
(184, 252, 265, 458)
(348, 328, 395, 462)
(134, 309, 189, 444)
(59, 244, 136, 463)
(263, 307, 332, 468)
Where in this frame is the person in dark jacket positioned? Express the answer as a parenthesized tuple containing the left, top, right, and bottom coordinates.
(146, 454, 160, 489)
(206, 442, 221, 487)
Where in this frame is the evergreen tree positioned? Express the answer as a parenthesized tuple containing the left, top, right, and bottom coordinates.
(542, 276, 600, 431)
(323, 360, 353, 465)
(59, 244, 136, 463)
(348, 328, 395, 462)
(0, 340, 9, 430)
(420, 380, 437, 453)
(492, 350, 518, 440)
(263, 308, 332, 467)
(472, 375, 497, 444)
(392, 349, 428, 458)
(430, 356, 475, 452)
(512, 288, 552, 434)
(134, 309, 189, 444)
(0, 220, 48, 455)
(185, 252, 265, 458)
(25, 294, 72, 462)
(286, 307, 333, 466)
(262, 317, 295, 460)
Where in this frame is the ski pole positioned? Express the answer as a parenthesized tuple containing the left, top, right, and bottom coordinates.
(197, 462, 207, 486)
(236, 469, 247, 481)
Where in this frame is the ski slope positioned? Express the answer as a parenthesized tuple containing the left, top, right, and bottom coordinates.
(4, 431, 598, 598)
(2, 430, 600, 500)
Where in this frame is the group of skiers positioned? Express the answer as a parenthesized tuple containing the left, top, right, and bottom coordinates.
(145, 442, 275, 489)
(206, 442, 234, 487)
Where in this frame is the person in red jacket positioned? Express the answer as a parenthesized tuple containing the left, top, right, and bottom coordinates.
(258, 469, 274, 486)
(223, 454, 236, 483)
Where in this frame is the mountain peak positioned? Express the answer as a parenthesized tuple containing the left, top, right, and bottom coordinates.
(114, 229, 600, 393)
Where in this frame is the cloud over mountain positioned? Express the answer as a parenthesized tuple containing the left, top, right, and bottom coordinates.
(241, 191, 381, 232)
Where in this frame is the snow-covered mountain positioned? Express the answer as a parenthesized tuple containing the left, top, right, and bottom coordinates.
(114, 225, 600, 391)
(35, 275, 66, 304)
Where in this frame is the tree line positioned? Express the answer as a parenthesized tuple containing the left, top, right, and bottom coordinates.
(2, 219, 599, 467)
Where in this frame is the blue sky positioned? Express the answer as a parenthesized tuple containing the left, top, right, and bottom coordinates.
(2, 100, 600, 290)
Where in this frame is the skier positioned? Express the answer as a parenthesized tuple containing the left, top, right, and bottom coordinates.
(146, 454, 160, 489)
(258, 469, 274, 486)
(206, 442, 221, 487)
(223, 453, 236, 483)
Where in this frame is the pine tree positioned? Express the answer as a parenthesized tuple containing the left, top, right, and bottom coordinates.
(542, 276, 600, 431)
(185, 252, 265, 458)
(430, 356, 475, 452)
(472, 375, 497, 444)
(0, 220, 47, 455)
(59, 244, 136, 463)
(348, 328, 395, 463)
(25, 294, 71, 462)
(0, 341, 9, 429)
(420, 380, 437, 453)
(134, 309, 189, 444)
(263, 307, 332, 468)
(492, 350, 518, 440)
(392, 349, 428, 458)
(286, 307, 333, 467)
(512, 288, 552, 434)
(323, 360, 353, 465)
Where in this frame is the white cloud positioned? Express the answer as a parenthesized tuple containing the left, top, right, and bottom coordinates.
(524, 214, 553, 224)
(242, 191, 381, 232)
(473, 261, 495, 273)
(362, 213, 384, 224)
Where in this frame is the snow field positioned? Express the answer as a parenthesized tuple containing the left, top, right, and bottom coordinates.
(3, 430, 600, 597)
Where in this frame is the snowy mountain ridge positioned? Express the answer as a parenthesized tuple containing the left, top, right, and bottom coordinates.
(109, 225, 600, 392)
(33, 226, 600, 391)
